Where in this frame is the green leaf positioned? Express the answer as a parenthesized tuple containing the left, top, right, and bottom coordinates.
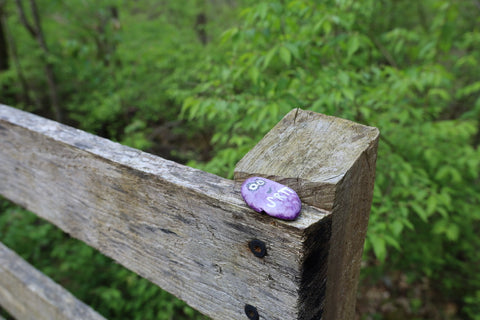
(389, 220, 404, 236)
(411, 202, 429, 222)
(433, 219, 459, 241)
(342, 88, 355, 101)
(428, 88, 450, 101)
(456, 81, 480, 99)
(435, 166, 450, 181)
(220, 27, 239, 44)
(279, 46, 292, 66)
(369, 234, 387, 261)
(284, 42, 300, 60)
(426, 195, 438, 216)
(446, 224, 459, 241)
(397, 171, 410, 187)
(384, 234, 401, 251)
(257, 2, 268, 20)
(249, 66, 260, 84)
(347, 34, 360, 59)
(263, 47, 277, 69)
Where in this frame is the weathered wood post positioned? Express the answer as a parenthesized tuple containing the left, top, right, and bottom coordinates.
(0, 105, 379, 320)
(235, 109, 379, 319)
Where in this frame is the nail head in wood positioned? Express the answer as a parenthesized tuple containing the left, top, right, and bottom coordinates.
(244, 304, 259, 320)
(248, 239, 266, 258)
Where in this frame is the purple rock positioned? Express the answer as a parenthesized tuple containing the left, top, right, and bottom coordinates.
(241, 177, 301, 221)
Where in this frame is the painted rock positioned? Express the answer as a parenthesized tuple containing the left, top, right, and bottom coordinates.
(241, 177, 301, 220)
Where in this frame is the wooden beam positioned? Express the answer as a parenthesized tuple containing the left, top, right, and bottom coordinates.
(0, 242, 106, 320)
(0, 105, 378, 319)
(0, 104, 330, 319)
(235, 109, 380, 320)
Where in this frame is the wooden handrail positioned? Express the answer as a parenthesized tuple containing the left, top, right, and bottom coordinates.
(0, 105, 379, 320)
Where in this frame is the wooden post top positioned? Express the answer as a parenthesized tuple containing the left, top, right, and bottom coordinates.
(235, 108, 380, 211)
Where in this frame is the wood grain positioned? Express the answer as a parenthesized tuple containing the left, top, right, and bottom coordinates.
(235, 108, 380, 319)
(0, 242, 106, 320)
(235, 108, 379, 211)
(0, 104, 331, 320)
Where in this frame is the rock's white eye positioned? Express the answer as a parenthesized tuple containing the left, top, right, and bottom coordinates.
(248, 183, 259, 191)
(256, 179, 265, 186)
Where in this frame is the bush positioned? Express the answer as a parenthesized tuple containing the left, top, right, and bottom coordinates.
(179, 1, 480, 318)
(1, 0, 479, 319)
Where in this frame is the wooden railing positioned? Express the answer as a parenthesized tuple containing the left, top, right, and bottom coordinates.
(0, 104, 379, 320)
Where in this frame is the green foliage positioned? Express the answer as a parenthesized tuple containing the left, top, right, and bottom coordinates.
(1, 0, 480, 319)
(178, 0, 480, 317)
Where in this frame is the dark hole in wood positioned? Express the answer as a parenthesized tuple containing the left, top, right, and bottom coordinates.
(244, 304, 259, 320)
(248, 239, 266, 258)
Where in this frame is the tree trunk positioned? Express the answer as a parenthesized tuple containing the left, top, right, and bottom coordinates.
(2, 6, 35, 107)
(93, 5, 120, 67)
(0, 2, 8, 72)
(0, 1, 16, 105)
(195, 12, 208, 45)
(15, 0, 63, 122)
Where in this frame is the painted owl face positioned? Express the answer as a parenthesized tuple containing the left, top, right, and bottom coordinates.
(246, 178, 266, 191)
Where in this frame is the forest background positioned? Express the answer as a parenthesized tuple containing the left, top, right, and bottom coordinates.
(0, 0, 479, 319)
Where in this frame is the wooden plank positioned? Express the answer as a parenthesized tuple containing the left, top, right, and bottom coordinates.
(0, 242, 106, 320)
(235, 108, 380, 320)
(0, 104, 330, 320)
